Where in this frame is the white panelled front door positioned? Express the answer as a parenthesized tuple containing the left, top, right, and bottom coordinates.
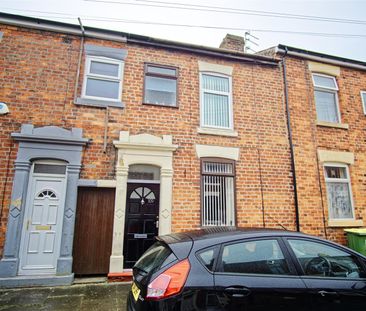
(18, 165, 67, 275)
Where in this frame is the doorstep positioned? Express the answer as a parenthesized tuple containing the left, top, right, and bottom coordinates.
(108, 269, 133, 282)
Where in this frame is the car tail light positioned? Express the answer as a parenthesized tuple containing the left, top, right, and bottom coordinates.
(146, 259, 190, 300)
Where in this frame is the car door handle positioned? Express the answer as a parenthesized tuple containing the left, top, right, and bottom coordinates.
(224, 287, 251, 298)
(318, 290, 338, 297)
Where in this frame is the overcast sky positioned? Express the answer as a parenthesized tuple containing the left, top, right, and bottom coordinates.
(1, 0, 366, 61)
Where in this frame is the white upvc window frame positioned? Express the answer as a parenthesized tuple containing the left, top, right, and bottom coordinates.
(324, 162, 355, 221)
(361, 91, 366, 115)
(312, 73, 341, 124)
(199, 72, 233, 130)
(82, 55, 124, 102)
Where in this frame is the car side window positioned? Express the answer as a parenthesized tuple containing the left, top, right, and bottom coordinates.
(288, 239, 365, 278)
(220, 239, 291, 275)
(197, 246, 219, 272)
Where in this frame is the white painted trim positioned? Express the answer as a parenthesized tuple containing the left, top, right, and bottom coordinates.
(109, 132, 177, 273)
(81, 56, 124, 102)
(323, 163, 356, 221)
(361, 91, 366, 115)
(199, 72, 234, 130)
(195, 144, 240, 161)
(97, 180, 117, 188)
(312, 73, 341, 124)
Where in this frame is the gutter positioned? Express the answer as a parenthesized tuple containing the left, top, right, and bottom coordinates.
(281, 47, 301, 232)
(127, 37, 278, 66)
(276, 46, 366, 71)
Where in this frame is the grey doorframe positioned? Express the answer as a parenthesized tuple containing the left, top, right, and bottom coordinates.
(0, 124, 88, 287)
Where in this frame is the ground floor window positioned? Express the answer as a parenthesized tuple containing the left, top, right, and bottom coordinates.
(201, 159, 235, 226)
(324, 163, 354, 219)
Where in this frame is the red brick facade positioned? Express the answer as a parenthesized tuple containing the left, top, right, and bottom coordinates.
(1, 16, 365, 269)
(0, 22, 296, 260)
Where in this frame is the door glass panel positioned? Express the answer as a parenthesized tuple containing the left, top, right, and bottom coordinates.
(34, 164, 66, 175)
(221, 239, 290, 275)
(128, 165, 160, 180)
(288, 239, 365, 278)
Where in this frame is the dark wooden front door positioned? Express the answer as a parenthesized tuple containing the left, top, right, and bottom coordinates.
(124, 183, 160, 268)
(73, 187, 115, 275)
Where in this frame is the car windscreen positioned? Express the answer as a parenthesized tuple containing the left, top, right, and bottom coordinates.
(134, 241, 177, 278)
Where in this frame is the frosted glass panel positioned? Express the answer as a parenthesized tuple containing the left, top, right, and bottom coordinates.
(145, 76, 176, 106)
(327, 183, 353, 219)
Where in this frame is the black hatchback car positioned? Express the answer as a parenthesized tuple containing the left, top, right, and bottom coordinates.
(127, 227, 366, 311)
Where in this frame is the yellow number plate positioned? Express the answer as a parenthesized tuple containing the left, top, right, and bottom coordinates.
(131, 282, 140, 302)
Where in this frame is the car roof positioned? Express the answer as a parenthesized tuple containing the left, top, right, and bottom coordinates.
(158, 227, 310, 246)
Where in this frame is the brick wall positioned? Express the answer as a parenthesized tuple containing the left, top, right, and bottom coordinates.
(0, 24, 295, 255)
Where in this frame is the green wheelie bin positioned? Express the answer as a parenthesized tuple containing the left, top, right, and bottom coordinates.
(344, 228, 366, 256)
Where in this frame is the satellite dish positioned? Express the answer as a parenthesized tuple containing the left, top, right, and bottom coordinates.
(0, 102, 9, 115)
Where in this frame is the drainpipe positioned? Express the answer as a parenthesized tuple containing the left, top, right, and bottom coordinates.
(282, 48, 300, 232)
(73, 18, 85, 103)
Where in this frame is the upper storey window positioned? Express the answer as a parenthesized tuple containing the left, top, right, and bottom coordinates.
(77, 44, 127, 108)
(200, 73, 232, 129)
(312, 73, 340, 123)
(144, 64, 178, 107)
(83, 56, 123, 101)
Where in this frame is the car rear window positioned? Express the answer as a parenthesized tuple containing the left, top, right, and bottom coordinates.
(134, 241, 177, 276)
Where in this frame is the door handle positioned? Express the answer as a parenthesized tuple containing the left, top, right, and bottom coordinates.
(318, 290, 338, 297)
(224, 287, 251, 298)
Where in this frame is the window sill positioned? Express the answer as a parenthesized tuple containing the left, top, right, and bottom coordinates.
(75, 97, 124, 108)
(142, 102, 178, 108)
(316, 121, 349, 130)
(328, 219, 364, 228)
(197, 127, 238, 137)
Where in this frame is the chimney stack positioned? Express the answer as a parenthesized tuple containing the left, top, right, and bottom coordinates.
(219, 34, 245, 53)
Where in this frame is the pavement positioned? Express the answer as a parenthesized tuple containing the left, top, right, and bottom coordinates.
(0, 279, 131, 311)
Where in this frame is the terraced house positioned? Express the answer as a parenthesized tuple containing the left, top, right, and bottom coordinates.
(0, 12, 365, 288)
(259, 45, 366, 243)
